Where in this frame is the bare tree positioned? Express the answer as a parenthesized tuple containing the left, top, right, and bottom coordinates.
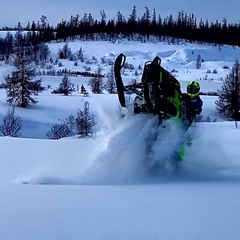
(46, 115, 75, 140)
(46, 122, 73, 140)
(0, 107, 22, 137)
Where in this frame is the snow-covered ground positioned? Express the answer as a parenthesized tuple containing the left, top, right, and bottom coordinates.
(1, 38, 240, 240)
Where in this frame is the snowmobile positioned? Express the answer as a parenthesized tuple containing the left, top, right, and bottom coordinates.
(114, 53, 204, 172)
(114, 53, 183, 123)
(114, 53, 185, 171)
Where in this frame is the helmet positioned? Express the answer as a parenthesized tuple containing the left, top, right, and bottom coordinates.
(187, 81, 200, 98)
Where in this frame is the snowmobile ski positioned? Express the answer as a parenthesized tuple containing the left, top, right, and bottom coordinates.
(114, 53, 127, 107)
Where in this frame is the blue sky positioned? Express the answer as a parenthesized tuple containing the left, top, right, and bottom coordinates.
(1, 0, 240, 27)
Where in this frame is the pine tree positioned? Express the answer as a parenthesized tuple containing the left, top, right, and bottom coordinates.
(216, 59, 240, 120)
(58, 75, 75, 95)
(128, 5, 137, 35)
(196, 54, 202, 69)
(61, 42, 71, 59)
(80, 84, 85, 93)
(39, 43, 50, 64)
(78, 47, 84, 62)
(4, 24, 42, 108)
(88, 67, 104, 94)
(76, 101, 96, 137)
(4, 32, 13, 62)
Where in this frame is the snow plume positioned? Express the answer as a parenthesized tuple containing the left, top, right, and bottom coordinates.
(77, 114, 159, 184)
(16, 114, 188, 185)
(12, 118, 240, 185)
(15, 113, 239, 186)
(180, 122, 238, 181)
(74, 115, 186, 184)
(12, 114, 150, 185)
(148, 118, 186, 171)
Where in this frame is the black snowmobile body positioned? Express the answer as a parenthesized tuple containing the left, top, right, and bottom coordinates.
(114, 53, 182, 120)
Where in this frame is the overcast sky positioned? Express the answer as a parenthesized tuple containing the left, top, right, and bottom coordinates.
(1, 0, 240, 28)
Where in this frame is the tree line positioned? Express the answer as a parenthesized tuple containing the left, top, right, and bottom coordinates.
(1, 7, 240, 50)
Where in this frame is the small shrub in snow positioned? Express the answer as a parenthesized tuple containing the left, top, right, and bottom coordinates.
(46, 102, 96, 139)
(101, 56, 114, 65)
(86, 56, 98, 64)
(0, 107, 22, 137)
(46, 121, 73, 140)
(46, 115, 76, 140)
(69, 55, 75, 61)
(84, 66, 91, 71)
(124, 62, 134, 70)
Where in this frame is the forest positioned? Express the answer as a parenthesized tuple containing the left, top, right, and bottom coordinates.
(0, 6, 240, 57)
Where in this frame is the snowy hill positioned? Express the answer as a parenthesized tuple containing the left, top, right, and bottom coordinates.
(1, 39, 240, 240)
(0, 39, 235, 138)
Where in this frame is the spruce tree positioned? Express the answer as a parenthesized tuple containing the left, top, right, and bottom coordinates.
(4, 24, 42, 108)
(58, 75, 75, 95)
(196, 54, 202, 69)
(216, 59, 240, 120)
(88, 67, 104, 94)
(76, 101, 96, 137)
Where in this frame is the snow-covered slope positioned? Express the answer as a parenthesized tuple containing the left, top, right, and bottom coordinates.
(1, 39, 240, 240)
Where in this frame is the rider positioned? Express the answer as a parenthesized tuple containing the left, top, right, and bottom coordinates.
(174, 80, 203, 162)
(180, 80, 203, 131)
